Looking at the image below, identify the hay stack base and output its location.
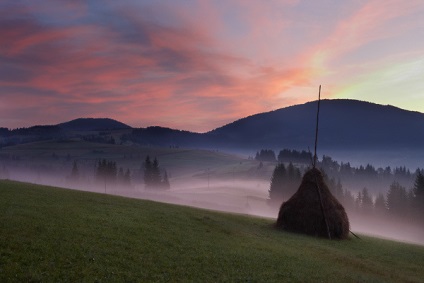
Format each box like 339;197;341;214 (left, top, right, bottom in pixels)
276;168;350;239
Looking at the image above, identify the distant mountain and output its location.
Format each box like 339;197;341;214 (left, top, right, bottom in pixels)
207;99;424;151
2;100;424;157
58;118;131;131
128;126;207;147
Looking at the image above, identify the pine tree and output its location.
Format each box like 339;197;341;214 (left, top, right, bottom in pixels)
70;160;79;181
374;193;387;215
387;181;408;217
268;163;286;206
144;156;153;188
124;169;131;186
412;170;424;217
355;191;362;212
117;167;125;185
342;189;355;211
286;162;300;196
151;158;162;187
106;161;117;184
144;156;166;189
361;187;373;214
334;178;343;201
96;159;117;185
287;162;295;181
162;170;170;190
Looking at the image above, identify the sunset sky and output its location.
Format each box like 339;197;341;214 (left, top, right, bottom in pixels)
1;0;423;132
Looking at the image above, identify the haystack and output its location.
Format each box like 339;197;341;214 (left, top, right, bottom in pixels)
276;167;349;239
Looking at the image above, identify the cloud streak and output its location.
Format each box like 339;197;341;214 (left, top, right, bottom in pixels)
1;0;423;131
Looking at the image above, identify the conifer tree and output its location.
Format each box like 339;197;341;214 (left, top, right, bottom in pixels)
124;169;131;186
71;160;79;181
144;156;153;188
334;178;343;201
162;170;170;190
268;163;286;206
355;191;362;212
361;187;373;213
374;193;387;215
96;159;117;185
387;181;408;217
412;170;424;216
144;156;168;190
151;158;162;186
118;167;125;185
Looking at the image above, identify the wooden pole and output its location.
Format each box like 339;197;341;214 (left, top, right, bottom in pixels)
350;230;361;240
313;85;321;168
312;85;331;239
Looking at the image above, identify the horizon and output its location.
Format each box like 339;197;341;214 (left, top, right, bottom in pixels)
1;1;423;132
4;98;424;132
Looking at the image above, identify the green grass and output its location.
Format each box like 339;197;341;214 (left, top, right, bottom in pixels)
1;180;423;282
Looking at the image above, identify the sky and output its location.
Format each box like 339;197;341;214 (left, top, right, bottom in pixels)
1;0;423;132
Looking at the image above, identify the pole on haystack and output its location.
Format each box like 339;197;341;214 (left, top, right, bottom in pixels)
312;85;331;239
313;85;321;168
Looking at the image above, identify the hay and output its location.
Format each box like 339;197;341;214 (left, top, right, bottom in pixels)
276;168;350;239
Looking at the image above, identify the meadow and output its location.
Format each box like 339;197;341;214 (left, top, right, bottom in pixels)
1;180;424;282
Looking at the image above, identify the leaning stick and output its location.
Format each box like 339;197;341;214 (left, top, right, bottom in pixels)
312;85;331;239
313;85;321;168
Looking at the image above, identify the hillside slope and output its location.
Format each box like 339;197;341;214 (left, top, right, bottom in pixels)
1;180;423;282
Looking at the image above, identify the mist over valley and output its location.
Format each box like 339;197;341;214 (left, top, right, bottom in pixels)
1;99;424;245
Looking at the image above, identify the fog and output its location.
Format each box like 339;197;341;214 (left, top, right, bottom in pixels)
4;169;424;246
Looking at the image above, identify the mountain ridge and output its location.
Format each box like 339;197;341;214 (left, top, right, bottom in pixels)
207;99;424;150
1;99;424;153
58;118;131;131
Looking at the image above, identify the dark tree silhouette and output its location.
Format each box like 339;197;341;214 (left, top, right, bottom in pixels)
151;158;161;186
124;169;131;186
162;170;170;190
268;161;302;206
374;193;387;215
96;159;117;185
277;149;311;164
118;167;131;187
412;170;424;217
144;156;168;190
144;156;153;188
387;181;408;217
361;187;373;214
255;149;276;162
70;160;79;181
268;163;287;206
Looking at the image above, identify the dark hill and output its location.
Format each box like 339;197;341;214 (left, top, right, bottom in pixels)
58;118;131;131
129;126;207;147
2;100;424;157
208;99;424;150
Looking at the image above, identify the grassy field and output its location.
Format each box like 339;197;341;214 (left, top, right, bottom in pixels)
1;180;424;282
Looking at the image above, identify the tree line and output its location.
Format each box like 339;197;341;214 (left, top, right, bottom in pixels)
268;161;424;223
68;156;170;190
258;148;418;192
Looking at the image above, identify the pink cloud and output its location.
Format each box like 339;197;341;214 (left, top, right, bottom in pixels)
0;1;319;131
2;1;422;131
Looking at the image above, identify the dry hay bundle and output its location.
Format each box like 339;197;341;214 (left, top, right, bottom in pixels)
276;168;350;239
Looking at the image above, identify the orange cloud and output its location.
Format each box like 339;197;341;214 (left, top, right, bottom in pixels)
1;0;423;131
